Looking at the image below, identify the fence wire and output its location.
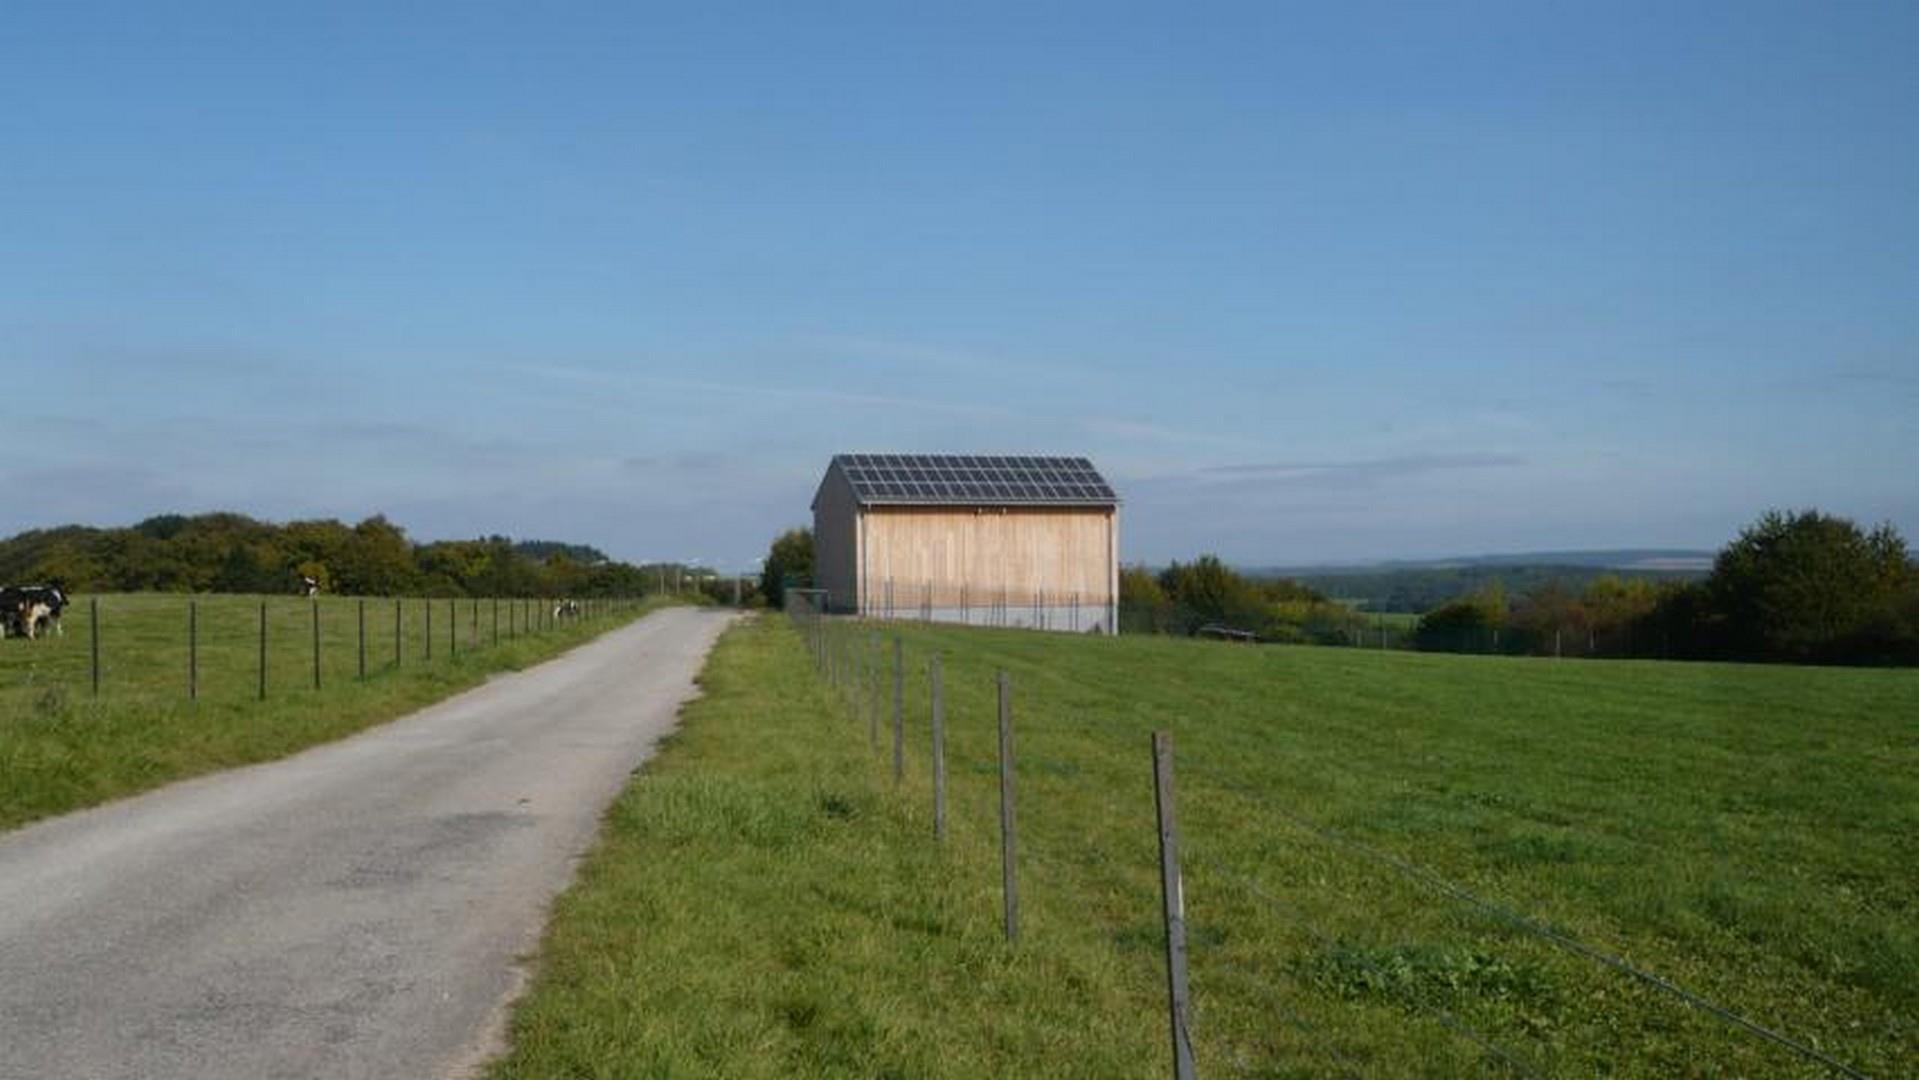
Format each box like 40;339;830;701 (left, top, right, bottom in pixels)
1183;769;1874;1080
776;610;1878;1080
1187;847;1547;1079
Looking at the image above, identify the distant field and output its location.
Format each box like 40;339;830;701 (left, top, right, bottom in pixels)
0;593;663;832
1336;606;1422;629
495;616;1915;1078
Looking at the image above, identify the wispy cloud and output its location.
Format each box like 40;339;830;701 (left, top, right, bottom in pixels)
1195;452;1526;480
503;363;1263;451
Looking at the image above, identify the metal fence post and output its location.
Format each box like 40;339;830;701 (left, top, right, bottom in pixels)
851;630;863;720
90;597;101;697
997;671;1019;942
1153;732;1197;1080
311;600;321;690
892;635;904;783
930;654;945;841
257;601;267;701
868;632;880;752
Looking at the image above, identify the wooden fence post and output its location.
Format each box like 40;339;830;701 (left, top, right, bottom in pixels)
997;671;1019;942
394;598;402;668
188;600;197;701
930;654;945;841
1153;732;1196;1080
358;599;366;680
426;600;433;661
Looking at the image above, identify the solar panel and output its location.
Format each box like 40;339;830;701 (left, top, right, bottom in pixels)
832;453;1118;507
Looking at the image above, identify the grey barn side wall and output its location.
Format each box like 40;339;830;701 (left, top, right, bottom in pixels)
811;468;860;613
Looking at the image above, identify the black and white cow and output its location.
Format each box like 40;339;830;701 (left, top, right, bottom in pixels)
300;576;320;598
1;583;66;640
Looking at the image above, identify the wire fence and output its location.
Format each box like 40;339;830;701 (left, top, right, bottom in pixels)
0;592;650;707
780;592;1880;1079
818;578;1117;634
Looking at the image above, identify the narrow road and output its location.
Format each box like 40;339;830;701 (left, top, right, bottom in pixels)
0;606;735;1080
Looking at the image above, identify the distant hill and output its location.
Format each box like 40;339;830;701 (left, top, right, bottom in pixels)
1249;549;1714;577
1241;549;1712;614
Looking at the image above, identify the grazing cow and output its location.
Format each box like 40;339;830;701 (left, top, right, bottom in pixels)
553;599;581;620
300;576;320;598
1;584;65;640
20;601;52;639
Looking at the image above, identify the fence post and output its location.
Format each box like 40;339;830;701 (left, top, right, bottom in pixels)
850;625;862;717
188;600;197;701
892;635;905;783
1152;732;1197;1080
312;600;321;690
868;632;880;752
492;597;499;645
997;671;1019;942
257;601;267;701
426;600;433;661
90;597;101;697
449;599;456;659
930;654;945;841
394;598;402;668
358;600;366;680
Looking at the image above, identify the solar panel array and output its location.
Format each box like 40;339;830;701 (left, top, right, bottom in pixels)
835;453;1118;506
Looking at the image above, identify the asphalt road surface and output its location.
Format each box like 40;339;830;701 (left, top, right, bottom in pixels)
0;606;736;1080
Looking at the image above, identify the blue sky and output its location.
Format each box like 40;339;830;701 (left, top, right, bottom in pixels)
3;1;1915;569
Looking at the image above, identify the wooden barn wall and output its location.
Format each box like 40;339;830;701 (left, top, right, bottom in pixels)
811;473;860;612
860;507;1115;608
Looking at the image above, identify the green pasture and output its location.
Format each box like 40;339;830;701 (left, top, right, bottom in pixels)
0;592;663;832
495;615;1915;1078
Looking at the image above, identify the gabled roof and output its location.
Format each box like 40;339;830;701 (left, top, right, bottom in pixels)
823;453;1119;509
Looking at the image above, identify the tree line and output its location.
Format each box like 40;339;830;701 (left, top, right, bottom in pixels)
1125;510;1916;665
1413;510;1918;665
0;512;673;598
1119;556;1366;642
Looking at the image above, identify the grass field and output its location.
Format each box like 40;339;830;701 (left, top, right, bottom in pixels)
0;592;665;832
493;614;1915;1078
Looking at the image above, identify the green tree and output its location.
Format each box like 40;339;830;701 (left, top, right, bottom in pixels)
1118;564;1172;633
759;528;814;610
1158;555;1267;634
1707;509;1916;662
335;516;419;595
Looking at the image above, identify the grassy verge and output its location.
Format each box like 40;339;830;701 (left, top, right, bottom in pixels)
493;616;1916;1078
0;593;675;832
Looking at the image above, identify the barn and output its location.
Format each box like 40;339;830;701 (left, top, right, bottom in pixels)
811;453;1121;633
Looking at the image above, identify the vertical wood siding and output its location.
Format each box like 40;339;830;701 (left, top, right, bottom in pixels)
859;507;1116;608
